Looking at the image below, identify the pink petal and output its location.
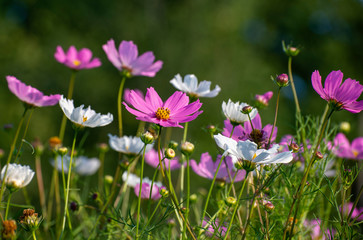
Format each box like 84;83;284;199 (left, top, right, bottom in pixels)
103;39;122;70
128;90;155;113
343;100;363;113
54;46;66;63
66;46;78;62
164;91;189;112
311;70;328;100
145;87;163;111
140;60;163;77
78;48;92;64
119;40;138;67
324;70;343;99
335;79;363;104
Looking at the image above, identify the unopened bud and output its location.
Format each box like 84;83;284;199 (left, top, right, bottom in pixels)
91;192;99;200
49;136;62;150
180;207;189;214
141;131;154;144
225;196;237;207
165;148;175;159
314;151;323;161
263;200;275;213
168;141;178;150
181;142;194;156
206;125;217;134
217;182;225;189
339;122;351;133
160;188;169;198
242;105;253;114
58;147;68;156
275;73;289;87
32;138;44;156
70;201;78;212
167;219;176;227
289;143;299;153
97;143;109;152
282;42;300;57
190;194;197;203
104;175;113;185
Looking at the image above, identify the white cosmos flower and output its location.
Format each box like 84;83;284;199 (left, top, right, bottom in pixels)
170;74;221;98
52;155;101;176
1;164;35;191
108;134;153;156
222;99;257;124
59;96;113;128
122;172;163;188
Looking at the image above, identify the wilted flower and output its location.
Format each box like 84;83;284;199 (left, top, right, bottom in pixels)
255;91;273;108
52;155;101;176
103;39;163;77
54;46;101;70
2;220;17;239
6;76;61;108
1;164;35;192
108;134;153;157
59;96;113;128
19;209;42;231
123;87;203;128
190;153;245;183
312;70;363;113
145;148;183;170
170;74;221;99
222;100;257;125
331;133;363;160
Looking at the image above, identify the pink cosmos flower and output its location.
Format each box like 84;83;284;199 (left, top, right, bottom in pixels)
123;88;144;105
54;46;101;70
134;182;164;200
332;133;363;160
223;113;277;148
255;91;273;108
6;76;61;107
191;153;245;183
312;70;363;113
202;218;227;238
145;148;184;170
340;202;363;221
305;219;335;240
123;87;203;128
103;39;163;77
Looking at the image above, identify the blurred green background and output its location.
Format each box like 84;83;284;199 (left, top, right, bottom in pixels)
1;0;363;205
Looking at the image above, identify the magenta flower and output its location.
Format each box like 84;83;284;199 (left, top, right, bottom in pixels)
191;153;245;183
305;219;335;240
103;39;163;77
123;88;144;105
6;76;61;107
255;91;273;108
332;133;363;160
134;182;164;200
54;46;101;70
123;87;203;128
312;70;363;113
223;113;277;148
145;148;183;170
202;218;227;238
340;202;363;221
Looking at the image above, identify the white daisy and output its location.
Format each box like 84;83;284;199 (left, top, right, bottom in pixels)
52;155;101;176
108;134;153;156
222;99;257;124
1;164;35;191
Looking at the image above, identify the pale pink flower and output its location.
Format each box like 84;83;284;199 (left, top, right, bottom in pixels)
255;91;273;108
332;133;363;160
145;148;183;170
54;46;101;70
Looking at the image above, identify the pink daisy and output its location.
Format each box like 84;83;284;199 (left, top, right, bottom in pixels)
332;133;363;160
123;87;203;128
54;46;101;70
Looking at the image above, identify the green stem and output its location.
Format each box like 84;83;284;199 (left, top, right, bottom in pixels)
136;145;147;239
283;107;334;239
288;57;300;113
182;155;191;240
98;151;106;194
144;199;162;230
4;193;12;220
35;155;47;220
117;75;127;137
0;107;28;203
32;231;37;240
59;71;76;141
14;108;34;163
198;154;226;238
267;87;280;147
60;155;72;231
224;171;250;240
60;130;78;239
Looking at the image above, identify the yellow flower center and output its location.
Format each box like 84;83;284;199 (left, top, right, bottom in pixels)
155;107;170;120
82;116;88;123
73;60;81;66
353;150;359;158
252;153;257;160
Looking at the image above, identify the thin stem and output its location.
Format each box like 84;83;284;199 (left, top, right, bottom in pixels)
287;57;300;113
59;71;76;141
267;87;280;147
35;155;47;220
348;183;363;223
144;199;162;230
117;75;127;137
14;108;34;163
224;171;250;240
60;155;72;231
182;155;191;240
98;150;106;194
4;193;12;220
0;107;28;203
136;145;147;240
32;231;37;240
60;130;78;239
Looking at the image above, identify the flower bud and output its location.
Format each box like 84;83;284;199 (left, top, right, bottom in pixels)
167;219;176;227
289;143;299;153
263;200;275;213
282;42;300;57
241;105;253;114
165;148;176;159
0;149;4;159
314;151;324;161
217;182;225;189
91;192;99;200
181;142;194;156
97;143;109;153
343;169;353;189
275;73;289;87
190;194;197;204
339;122;351;133
206;125;217;135
180;207;189;214
225;196;237;207
19;209;42;231
49;136;62;150
104;175;114;185
140;131;154;144
168;141;178;150
58;147;68;156
70;202;78;212
160;188;169;198
32;138;44;156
